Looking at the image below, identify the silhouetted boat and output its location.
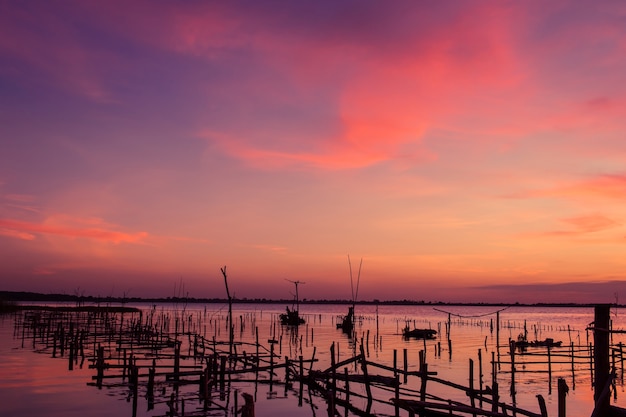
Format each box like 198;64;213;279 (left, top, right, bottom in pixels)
280;279;305;326
336;306;354;334
403;326;437;339
336;255;362;336
513;333;562;350
280;307;305;326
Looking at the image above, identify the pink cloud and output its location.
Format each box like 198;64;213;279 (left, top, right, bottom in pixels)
0;217;148;244
514;174;626;201
251;244;288;253
0;228;35;240
541;214;621;237
193;2;533;170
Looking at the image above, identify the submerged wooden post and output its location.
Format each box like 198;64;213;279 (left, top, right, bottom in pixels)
359;344;372;410
594;304;610;415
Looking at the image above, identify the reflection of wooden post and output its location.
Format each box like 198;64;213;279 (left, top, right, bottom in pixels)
68;340;74;371
394;374;400;417
344;367;350;406
359;344;372;412
491;382;499;413
241;392;255;417
96;345;104;388
594;304;610;414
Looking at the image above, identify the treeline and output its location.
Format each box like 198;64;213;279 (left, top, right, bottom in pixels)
0;290;604;308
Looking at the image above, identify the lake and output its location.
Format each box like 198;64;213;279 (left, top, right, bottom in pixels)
1;302;624;417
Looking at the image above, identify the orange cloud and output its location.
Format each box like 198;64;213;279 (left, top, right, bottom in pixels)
514;174;626;201
0;217;148;244
541;214;621;237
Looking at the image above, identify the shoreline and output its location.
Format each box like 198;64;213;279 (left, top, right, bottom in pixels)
0;290;614;308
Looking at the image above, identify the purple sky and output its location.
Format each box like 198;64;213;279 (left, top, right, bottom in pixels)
2;1;626;303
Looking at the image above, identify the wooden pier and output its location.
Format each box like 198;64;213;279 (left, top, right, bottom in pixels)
8;303;626;417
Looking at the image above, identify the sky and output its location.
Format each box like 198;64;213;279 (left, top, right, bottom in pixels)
2;1;626;304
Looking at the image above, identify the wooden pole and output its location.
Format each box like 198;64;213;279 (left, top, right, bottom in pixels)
594;304;610;415
299;355;304;406
469;358;476;416
344;367;350;409
558;377;569;417
548;345;552;394
395;374;400;417
509;340;516;398
403;348;408;383
478;349;483;407
221;266;234;355
537;395;548;417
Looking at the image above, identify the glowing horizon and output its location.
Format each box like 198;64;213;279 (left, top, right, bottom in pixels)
2;1;626;304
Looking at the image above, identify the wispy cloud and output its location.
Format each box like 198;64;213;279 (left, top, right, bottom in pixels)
541;213;621;237
0;216;148;244
511;174;626;201
251;244;288;253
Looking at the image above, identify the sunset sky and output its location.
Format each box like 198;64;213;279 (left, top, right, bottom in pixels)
2;1;626;304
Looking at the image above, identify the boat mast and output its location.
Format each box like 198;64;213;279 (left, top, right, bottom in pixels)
348;255;363;311
286;279;305;314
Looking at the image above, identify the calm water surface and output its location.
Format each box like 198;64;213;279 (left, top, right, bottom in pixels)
1;303;625;417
